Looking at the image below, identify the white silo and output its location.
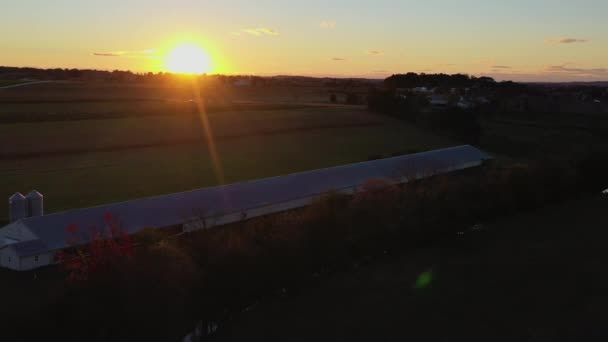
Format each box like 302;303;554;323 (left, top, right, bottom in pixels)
26;190;44;217
9;192;27;222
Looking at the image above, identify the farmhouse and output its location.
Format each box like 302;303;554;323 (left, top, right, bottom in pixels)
0;145;490;271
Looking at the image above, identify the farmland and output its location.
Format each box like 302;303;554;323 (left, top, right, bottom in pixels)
0;80;31;88
481;113;608;160
0;81;455;222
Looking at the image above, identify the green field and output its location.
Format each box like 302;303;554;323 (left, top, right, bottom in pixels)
0;79;346;103
481;113;608;159
0;105;388;155
0;82;456;222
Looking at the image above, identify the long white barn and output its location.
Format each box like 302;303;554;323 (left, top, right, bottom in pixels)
0;145;490;271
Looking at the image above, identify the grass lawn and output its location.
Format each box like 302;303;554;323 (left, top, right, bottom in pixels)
212;195;608;342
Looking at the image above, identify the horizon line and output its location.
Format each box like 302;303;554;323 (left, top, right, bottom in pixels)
2;65;608;83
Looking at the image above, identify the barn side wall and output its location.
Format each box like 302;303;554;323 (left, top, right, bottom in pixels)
0;247;20;271
19;252;54;271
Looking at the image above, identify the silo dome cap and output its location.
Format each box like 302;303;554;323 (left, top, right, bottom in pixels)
26;190;43;198
9;192;26;201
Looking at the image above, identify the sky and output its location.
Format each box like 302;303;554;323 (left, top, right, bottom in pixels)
1;0;607;81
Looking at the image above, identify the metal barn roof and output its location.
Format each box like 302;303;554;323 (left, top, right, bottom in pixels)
0;145;490;252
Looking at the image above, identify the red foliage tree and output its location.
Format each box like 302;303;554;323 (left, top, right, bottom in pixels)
55;213;134;281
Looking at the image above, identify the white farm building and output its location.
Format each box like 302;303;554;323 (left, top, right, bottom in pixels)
0;145;490;271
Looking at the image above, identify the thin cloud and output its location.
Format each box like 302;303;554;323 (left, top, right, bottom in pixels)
492;65;512;69
489;64;607;79
92;50;158;58
320;21;336;28
93;53;121;57
487;67;608;82
545;38;589;44
366;50;384;55
545;65;606;73
242;28;279;36
543;64;608;78
332;57;346;61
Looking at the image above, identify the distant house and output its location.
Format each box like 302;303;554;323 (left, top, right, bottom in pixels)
457;97;474;109
429;95;449;108
0;146;491;271
413;87;432;94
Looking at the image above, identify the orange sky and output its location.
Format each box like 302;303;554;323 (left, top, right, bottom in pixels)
1;0;607;81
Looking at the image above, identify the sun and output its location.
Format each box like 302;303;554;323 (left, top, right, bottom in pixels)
165;43;211;74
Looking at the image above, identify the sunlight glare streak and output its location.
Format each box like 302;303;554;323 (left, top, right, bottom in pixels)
189;79;225;186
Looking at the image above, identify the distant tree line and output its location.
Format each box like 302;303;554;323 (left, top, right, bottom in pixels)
0;66;256;85
0;66;177;83
384;72;495;89
384;72;531;94
0;66;377;90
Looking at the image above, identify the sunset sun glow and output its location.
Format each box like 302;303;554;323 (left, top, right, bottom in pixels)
165;44;211;74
